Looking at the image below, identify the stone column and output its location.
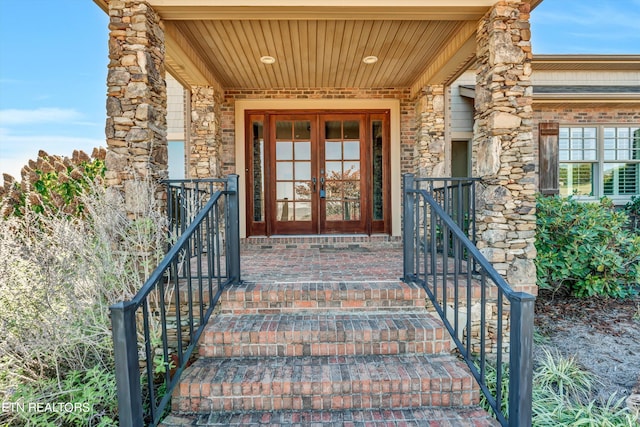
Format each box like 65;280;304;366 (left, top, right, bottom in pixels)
104;0;167;216
415;85;446;177
189;86;223;178
473;0;537;294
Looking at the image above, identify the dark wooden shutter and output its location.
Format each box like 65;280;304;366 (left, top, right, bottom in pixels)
539;122;560;196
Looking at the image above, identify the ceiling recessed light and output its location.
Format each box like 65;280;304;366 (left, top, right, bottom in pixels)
260;56;276;64
363;55;378;64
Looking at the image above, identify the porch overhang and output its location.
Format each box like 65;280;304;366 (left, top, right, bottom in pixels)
94;0;541;93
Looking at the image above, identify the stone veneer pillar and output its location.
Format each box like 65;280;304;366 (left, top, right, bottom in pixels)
473;0;537;294
189;86;223;178
415;85;446;177
104;0;167;216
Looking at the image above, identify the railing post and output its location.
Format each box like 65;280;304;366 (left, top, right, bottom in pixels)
226;174;241;284
508;292;535;427
403;173;415;281
110;301;143;427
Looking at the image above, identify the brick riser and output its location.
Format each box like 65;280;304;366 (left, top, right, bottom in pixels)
173;354;479;413
200;312;450;358
220;281;425;314
168;280;498;426
242;235;402;251
164;407;498;426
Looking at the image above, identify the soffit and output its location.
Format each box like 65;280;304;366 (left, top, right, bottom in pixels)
147;1;506;90
169;19;473;89
94;1;543;90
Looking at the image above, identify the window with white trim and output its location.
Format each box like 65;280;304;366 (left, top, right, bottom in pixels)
559;126;640;200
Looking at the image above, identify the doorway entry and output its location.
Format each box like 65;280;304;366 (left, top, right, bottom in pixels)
245;110;390;236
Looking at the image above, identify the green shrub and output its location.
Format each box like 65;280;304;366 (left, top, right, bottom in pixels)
535;195;640;298
0;172;167;426
5;366;117;426
0;149;105;218
626;195;640;217
480;349;639;426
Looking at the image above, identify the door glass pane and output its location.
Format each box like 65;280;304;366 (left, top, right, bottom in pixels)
295;202;312;220
294;182;312;200
343;141;360;159
295;141;311;160
277;201;294;221
325;142;342;160
326;161;342;177
343;181;360;200
294;121;311;139
276;141;293;160
343;161;360;177
276;162;293;180
277;182;293;200
295;162;311;180
343;121;359;139
372;120;384;220
326;181;343;199
344;200;361;220
326;201;343;221
252;120;265;222
276;121;292;140
325;121;342;139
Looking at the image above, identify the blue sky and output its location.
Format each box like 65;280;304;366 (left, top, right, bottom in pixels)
1;0;639;182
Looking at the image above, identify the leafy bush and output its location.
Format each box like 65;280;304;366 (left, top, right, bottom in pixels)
626;196;640;233
531;348;638;427
0;149;106;218
480;349;639;426
0;168;167;425
626;195;640;217
535;195;640;298
6;367;117;427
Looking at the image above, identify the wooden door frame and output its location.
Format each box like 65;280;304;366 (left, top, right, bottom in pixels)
244;108;391;237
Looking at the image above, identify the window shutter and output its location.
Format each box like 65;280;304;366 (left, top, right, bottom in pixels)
539;122;560;196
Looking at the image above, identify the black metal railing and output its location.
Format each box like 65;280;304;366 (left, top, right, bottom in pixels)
110;174;241;427
402;173;535;427
415;177;479;244
165;178;229;241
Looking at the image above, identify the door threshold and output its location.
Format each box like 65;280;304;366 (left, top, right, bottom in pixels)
242;235;401;250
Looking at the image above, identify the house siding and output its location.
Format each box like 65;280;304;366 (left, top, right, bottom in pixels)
166;74;185;139
532;70;640;86
450;70;475;136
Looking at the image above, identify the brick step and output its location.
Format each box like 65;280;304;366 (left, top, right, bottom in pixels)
199;312;450;358
220;281;426;314
242;235;402;251
161;407;499;426
172;354;480;413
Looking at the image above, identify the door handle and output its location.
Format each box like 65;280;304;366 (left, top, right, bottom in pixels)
319;177;326;198
312;177;317;192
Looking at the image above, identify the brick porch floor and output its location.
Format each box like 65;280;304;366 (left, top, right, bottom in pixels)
161;238;498;426
240;246;403;283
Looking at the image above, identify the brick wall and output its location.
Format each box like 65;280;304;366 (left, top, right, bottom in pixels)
534;107;640;139
219;88;414;176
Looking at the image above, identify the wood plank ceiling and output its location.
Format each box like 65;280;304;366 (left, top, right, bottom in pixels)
92;1;533;90
171;19;469;89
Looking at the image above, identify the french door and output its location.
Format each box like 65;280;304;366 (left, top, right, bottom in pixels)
246;110;389;236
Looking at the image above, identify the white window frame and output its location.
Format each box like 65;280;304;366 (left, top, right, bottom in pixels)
559;124;640;203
